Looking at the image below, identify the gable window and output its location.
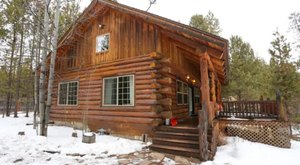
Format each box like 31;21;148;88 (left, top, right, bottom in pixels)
96;33;110;53
58;81;78;105
103;75;134;106
177;80;188;105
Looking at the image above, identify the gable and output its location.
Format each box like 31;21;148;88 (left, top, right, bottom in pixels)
55;0;229;84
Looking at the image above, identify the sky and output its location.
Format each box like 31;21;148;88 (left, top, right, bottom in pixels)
80;0;300;62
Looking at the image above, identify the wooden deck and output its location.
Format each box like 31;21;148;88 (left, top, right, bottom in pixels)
219;100;279;119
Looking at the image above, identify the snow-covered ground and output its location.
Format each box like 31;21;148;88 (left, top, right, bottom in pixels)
202;137;300;165
0;113;146;164
1;113;300;165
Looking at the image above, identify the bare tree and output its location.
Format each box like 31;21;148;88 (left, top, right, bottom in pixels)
44;0;61;136
146;0;156;12
39;0;50;136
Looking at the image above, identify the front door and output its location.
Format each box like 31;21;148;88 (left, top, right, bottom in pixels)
188;86;195;115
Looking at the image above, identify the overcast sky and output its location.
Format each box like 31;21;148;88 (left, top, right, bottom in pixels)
80;0;300;62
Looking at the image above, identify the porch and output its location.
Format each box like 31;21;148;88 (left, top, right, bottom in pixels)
150;97;290;159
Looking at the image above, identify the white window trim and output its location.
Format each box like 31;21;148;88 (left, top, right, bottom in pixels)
57;81;79;106
96;33;110;53
176;80;188;105
102;75;135;107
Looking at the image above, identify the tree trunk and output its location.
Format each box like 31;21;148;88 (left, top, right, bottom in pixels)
15;18;25;118
39;0;50;136
34;9;42;129
6;27;17;117
44;0;61;136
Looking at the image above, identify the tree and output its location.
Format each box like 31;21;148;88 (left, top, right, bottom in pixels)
223;35;271;100
58;0;81;38
269;31;300;112
289;12;300;44
39;0;50;136
189;11;221;35
44;0;61;136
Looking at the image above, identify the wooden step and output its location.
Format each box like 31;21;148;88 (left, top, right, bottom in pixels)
154;131;198;141
153;137;199;149
156;126;198;134
150;144;200;158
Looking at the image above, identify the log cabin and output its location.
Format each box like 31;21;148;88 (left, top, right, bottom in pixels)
49;0;229;160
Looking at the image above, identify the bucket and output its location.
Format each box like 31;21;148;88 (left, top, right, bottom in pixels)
165;118;170;125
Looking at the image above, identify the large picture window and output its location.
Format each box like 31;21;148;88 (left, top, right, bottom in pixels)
177;80;188;105
58;81;78;105
96;33;110;53
103;75;134;106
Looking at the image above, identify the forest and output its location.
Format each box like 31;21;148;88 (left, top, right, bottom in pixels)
0;0;299;124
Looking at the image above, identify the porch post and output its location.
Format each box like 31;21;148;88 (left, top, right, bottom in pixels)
217;80;222;102
210;72;216;102
198;50;210;161
200;56;212;125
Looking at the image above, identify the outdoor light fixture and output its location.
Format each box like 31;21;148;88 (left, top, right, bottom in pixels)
98;24;105;29
192;79;196;83
186;75;190;80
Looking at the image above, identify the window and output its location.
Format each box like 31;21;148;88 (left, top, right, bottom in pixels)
58;81;78;105
103;75;134;106
96;33;110;53
177;80;188;105
194;87;201;104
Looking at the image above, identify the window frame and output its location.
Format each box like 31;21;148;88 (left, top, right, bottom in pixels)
57;81;79;106
176;80;188;105
102;75;135;107
96;33;110;53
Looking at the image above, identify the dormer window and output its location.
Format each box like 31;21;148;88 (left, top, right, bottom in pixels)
96;33;110;53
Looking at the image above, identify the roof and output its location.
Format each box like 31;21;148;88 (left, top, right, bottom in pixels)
57;0;229;84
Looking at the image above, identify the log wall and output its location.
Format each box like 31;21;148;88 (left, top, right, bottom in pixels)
51;55;162;136
51;7;207;136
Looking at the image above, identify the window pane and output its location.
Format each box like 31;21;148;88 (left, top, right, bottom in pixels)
118;76;133;105
177;93;183;105
59;83;68;105
68;82;78;105
104;78;117;105
96;34;110;53
184;94;188;104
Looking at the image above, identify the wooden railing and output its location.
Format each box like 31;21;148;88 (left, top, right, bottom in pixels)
219;101;279;119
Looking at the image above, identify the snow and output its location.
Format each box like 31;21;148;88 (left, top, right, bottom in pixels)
1;113;300;165
203;136;300;165
0;113;146;164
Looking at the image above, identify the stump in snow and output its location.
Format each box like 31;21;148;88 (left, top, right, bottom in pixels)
82;132;96;143
72;132;78;138
18;131;25;136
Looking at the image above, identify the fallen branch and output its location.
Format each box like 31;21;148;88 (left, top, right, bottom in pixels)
43;150;61;154
66;153;85;157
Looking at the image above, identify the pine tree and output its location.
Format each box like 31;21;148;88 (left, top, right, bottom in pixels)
223;35;272;100
189;11;221;35
269;31;300;111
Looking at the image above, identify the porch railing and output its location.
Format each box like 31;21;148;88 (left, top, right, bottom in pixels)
219;101;278;119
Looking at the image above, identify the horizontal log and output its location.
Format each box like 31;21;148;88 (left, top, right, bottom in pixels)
149;52;162;60
151;105;164;113
50;114;156;124
157;87;174;95
149;62;162;69
151;82;161;89
150;72;162;79
158;98;172;106
156;77;172;86
150;93;163;100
